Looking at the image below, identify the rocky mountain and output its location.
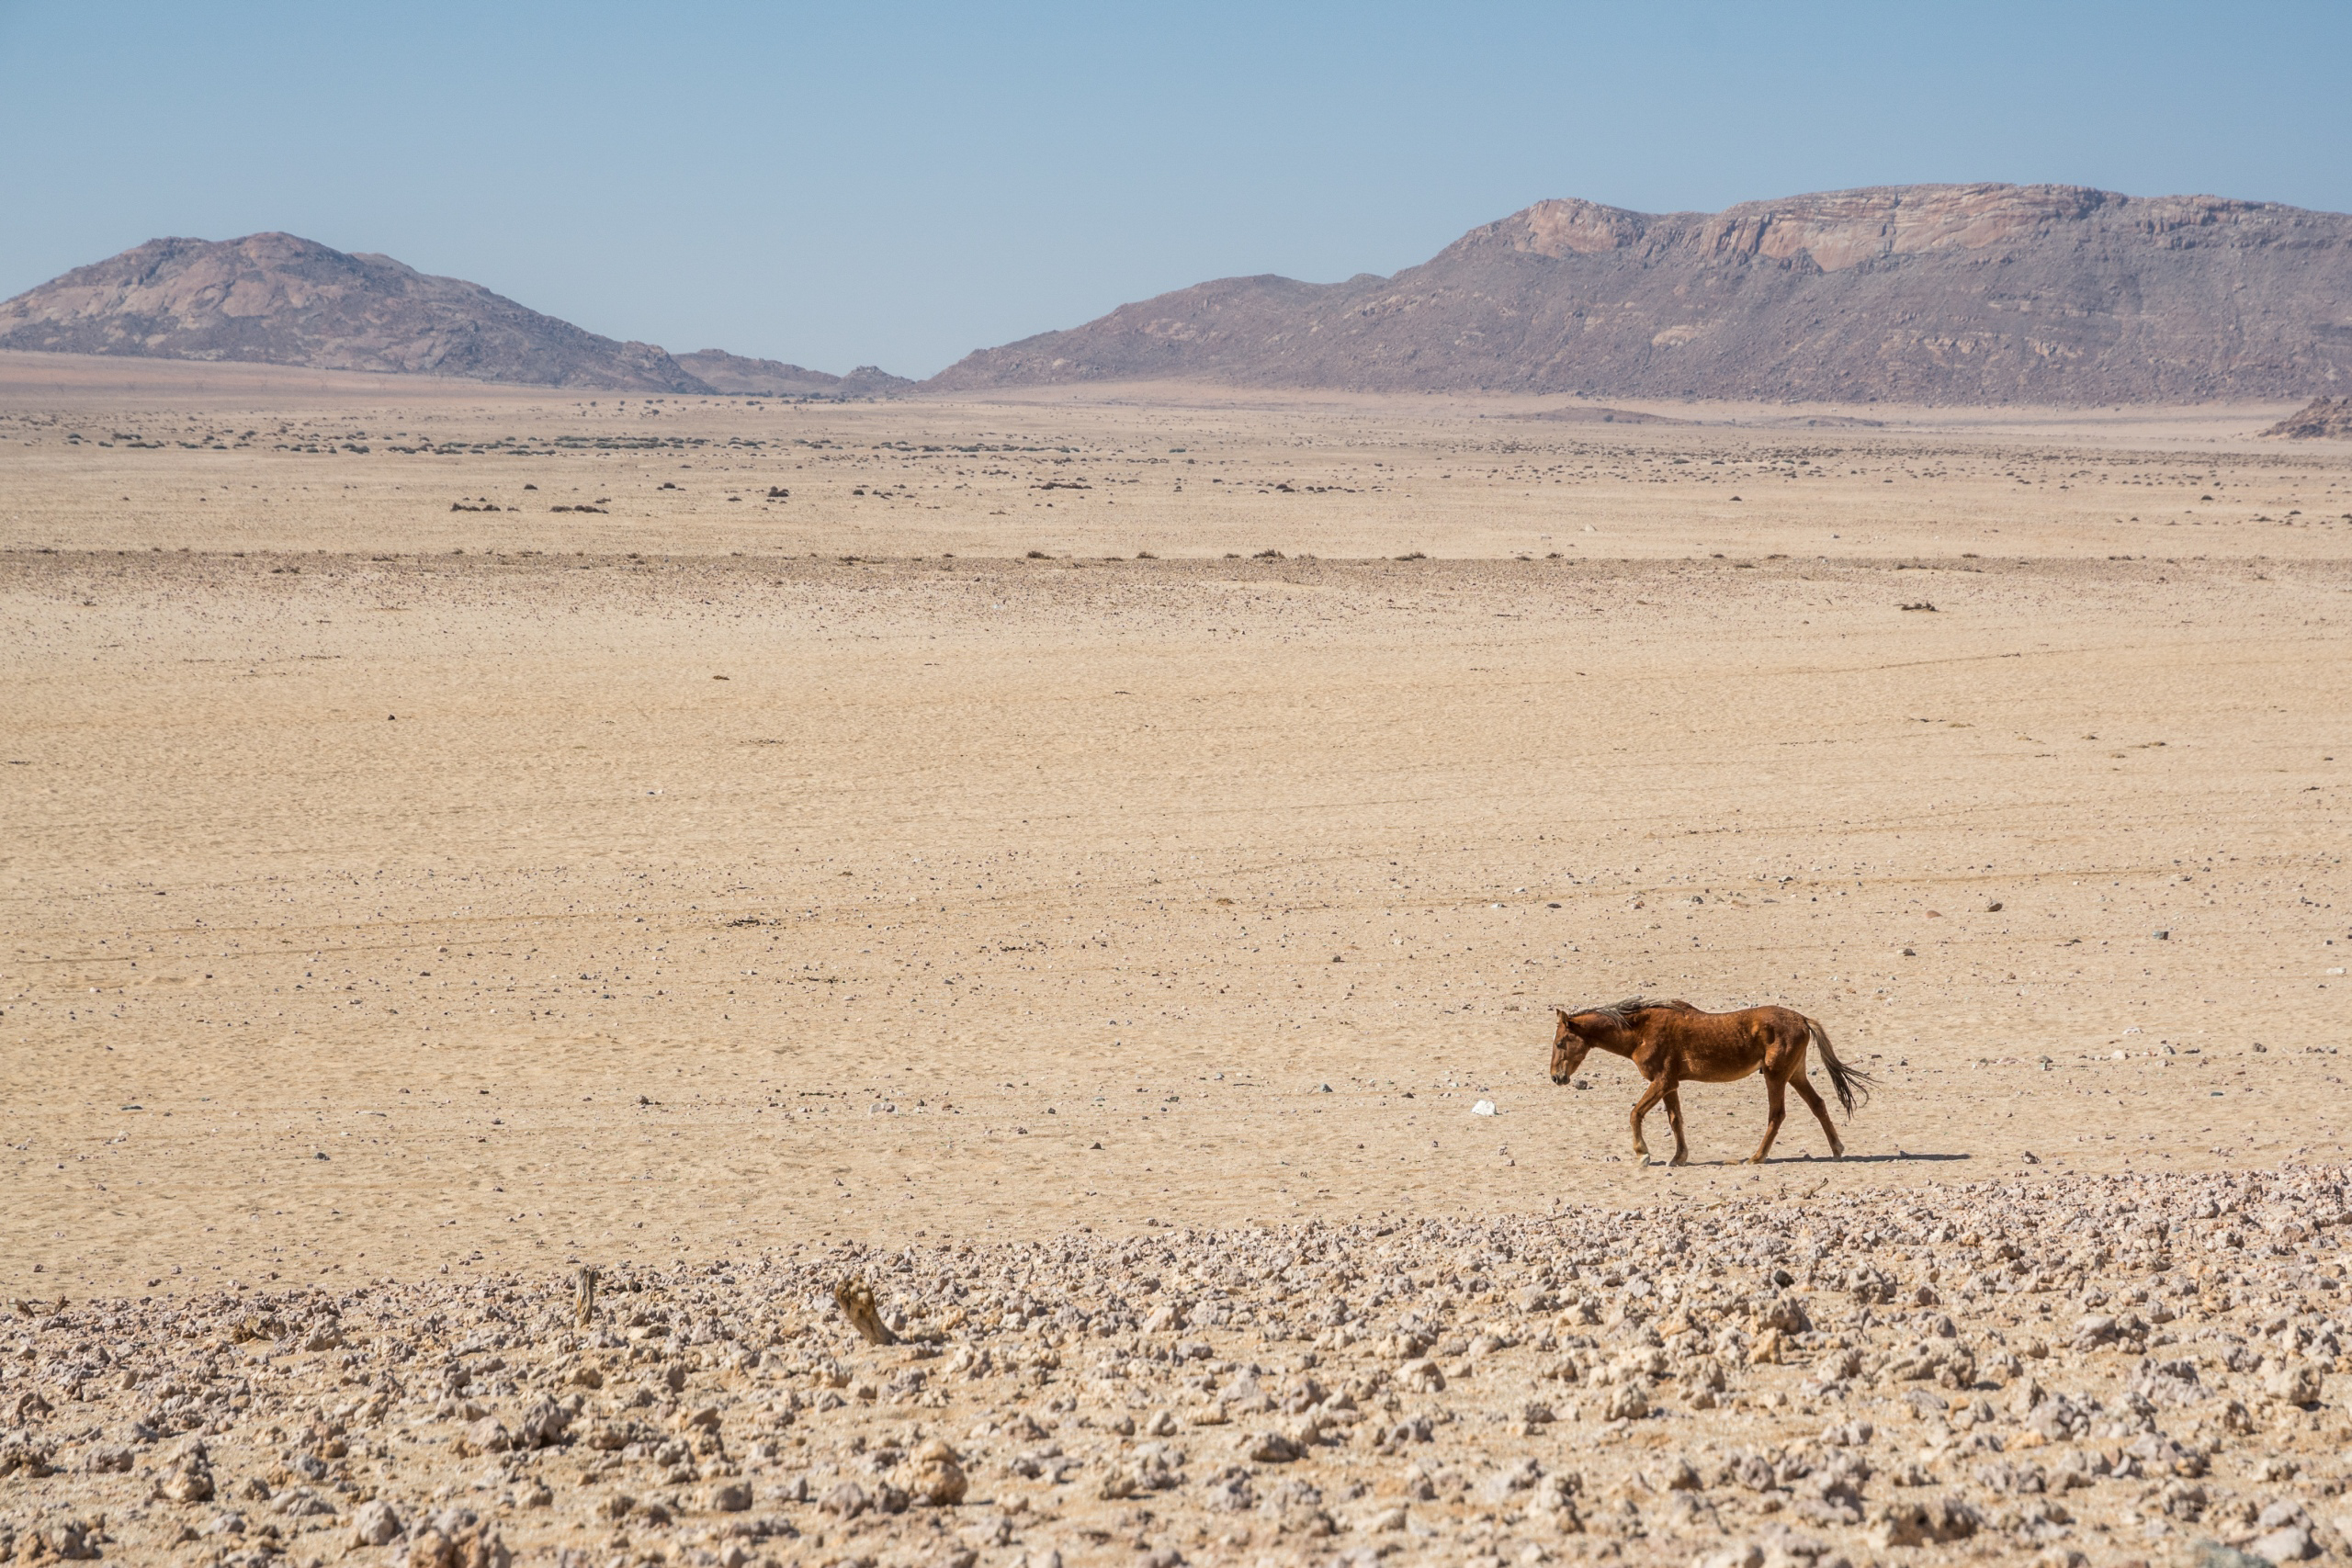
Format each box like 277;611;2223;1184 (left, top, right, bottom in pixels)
0;234;901;395
929;184;2352;404
673;350;914;399
2262;396;2352;438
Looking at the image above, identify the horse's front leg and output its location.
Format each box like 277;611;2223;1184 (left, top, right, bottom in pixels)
1629;1077;1668;1159
1664;1085;1690;1166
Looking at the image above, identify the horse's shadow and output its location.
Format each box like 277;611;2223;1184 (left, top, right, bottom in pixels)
1826;1151;1969;1164
1645;1151;1970;1168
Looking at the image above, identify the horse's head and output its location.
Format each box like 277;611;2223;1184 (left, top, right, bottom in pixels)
1550;1008;1595;1085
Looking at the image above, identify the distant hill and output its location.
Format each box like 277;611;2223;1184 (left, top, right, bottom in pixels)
0;233;714;392
928;184;2352;404
0;233;908;396
673;350;915;399
2261;396;2352;438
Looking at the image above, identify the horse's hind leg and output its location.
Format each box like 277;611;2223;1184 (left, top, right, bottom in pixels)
1792;1072;1844;1157
1664;1086;1690;1166
1749;1074;1788;1164
1630;1078;1668;1159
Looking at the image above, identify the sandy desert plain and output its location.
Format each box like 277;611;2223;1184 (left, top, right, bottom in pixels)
2;350;2350;1568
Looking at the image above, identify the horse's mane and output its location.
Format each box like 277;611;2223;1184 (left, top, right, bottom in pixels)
1560;995;1680;1027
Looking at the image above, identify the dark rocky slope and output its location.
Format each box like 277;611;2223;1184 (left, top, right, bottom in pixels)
673;350;913;399
931;185;2352;404
6;234;707;393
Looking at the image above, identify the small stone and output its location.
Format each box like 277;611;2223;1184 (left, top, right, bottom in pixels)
2247;1527;2316;1563
158;1460;215;1503
1241;1429;1302;1462
2072;1313;2120;1351
2264;1362;2323;1406
1396;1358;1445;1393
514;1396;572;1448
274;1484;338;1518
1693;1548;1764;1568
39;1519;101;1562
911;1437;969;1506
455;1415;512;1456
1871;1495;1981;1548
352;1498;402;1546
2198;1545;2278;1568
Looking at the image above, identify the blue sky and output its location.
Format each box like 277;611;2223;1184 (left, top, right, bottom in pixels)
2;1;2346;378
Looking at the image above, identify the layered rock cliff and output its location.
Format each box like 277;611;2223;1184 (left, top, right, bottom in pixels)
931;184;2352;403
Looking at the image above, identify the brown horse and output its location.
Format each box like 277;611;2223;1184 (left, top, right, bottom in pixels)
1549;998;1873;1165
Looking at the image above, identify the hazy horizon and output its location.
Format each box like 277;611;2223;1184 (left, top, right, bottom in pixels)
4;0;2347;379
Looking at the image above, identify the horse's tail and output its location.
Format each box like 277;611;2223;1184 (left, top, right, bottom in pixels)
1808;1016;1875;1118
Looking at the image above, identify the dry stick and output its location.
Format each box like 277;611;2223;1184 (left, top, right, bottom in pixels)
574;1267;599;1330
833;1277;898;1346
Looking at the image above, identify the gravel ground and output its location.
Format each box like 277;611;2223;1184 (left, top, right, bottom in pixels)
5;1167;2347;1568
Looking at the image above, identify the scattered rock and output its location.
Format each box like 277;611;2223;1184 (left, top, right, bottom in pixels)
2265;1362;2324;1406
2260;397;2352;440
1240;1429;1301;1463
910;1438;969;1505
454;1415;512;1456
1871;1495;1982;1548
1396;1358;1445;1393
157;1453;214;1503
9;1165;2351;1565
353;1497;403;1546
514;1396;572;1449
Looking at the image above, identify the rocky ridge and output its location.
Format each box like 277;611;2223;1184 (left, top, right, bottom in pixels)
0;236;912;398
673;352;915;400
0;235;712;394
3;1168;2347;1566
2263;399;2352;440
929;184;2352;404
